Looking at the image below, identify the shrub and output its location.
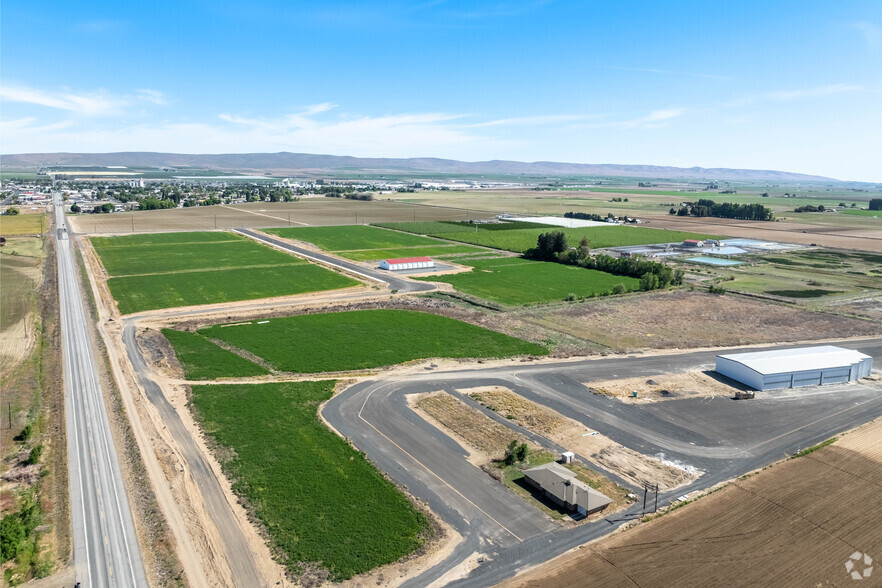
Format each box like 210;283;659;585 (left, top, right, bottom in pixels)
15;424;32;442
26;444;43;465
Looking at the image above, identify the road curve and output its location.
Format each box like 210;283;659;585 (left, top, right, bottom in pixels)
56;199;147;588
234;228;436;293
324;337;882;587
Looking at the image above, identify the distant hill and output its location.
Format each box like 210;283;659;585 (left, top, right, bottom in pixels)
0;151;839;182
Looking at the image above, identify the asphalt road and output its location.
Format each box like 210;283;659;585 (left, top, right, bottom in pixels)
55;199;147;588
234;228;436;293
121;322;262;585
323;338;882;587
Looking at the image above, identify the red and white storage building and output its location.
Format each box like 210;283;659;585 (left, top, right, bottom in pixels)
379;257;435;271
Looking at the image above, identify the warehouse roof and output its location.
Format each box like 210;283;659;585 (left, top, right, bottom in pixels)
717;345;871;375
384;257;432;264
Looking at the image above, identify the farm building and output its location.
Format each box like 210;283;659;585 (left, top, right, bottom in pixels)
715;345;873;391
523;462;612;516
379;256;435;271
683;239;705;247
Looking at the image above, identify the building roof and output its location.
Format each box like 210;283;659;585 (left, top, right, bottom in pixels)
683;239;703;243
384;256;433;264
717;345;871;375
523;462;612;512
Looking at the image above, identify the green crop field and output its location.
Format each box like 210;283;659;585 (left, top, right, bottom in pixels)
91;230;361;313
375;221;717;253
840;209;882;218
200;309;546;373
336;244;485;261
266;225;445;250
161;329;269;379
417;257;641;305
107;264;357;314
190;380;429;580
93;238;304;276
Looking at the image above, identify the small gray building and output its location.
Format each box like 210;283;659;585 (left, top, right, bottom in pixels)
715;345;873;391
522;462;612;516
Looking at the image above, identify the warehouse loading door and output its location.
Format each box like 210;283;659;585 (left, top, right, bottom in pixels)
821;368;851;384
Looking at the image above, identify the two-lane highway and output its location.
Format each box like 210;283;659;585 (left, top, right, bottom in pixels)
55;199;147;588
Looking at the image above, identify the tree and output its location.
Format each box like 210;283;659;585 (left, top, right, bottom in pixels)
5;207;19;215
669;207;677;215
70;202;81;213
534;230;568;260
504;439;519;465
515;442;528;462
870;198;882;211
612;283;626;295
0;515;25;562
640;272;660;291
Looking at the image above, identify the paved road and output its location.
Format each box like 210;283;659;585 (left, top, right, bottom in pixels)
323;337;882;587
55;199;147;588
235;228;436;293
121;322;263;585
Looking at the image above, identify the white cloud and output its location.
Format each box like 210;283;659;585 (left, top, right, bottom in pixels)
470;114;600;128
0;84;170;116
621;108;687;129
765;84;861;101
853;21;881;48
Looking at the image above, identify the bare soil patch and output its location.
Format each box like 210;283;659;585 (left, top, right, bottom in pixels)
528;289;882;351
586;371;738;403
504;418;882;588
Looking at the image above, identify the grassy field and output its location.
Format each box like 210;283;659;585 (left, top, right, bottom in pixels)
160;329;269;379
417;257;641;305
200;309;547;373
92;230;360;313
376;221;717;253
108;265;357;314
190;380;429;580
266;224;487;260
336;244;486;261
93;235;304;276
840;209;882;218
0;214;45;235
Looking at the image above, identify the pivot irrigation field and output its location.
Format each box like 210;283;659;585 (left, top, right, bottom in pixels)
265;224;487;261
90;231;359;314
418;257;641;305
190;380;430;581
374;221;717;253
180;309;547;374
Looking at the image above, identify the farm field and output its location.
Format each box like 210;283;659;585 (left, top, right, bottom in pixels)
522;289;882;351
199;309;547;373
66;198;490;234
91;231;359;314
504;419;882;588
92;232;304;276
376;220;717;253
265;224;487;260
417;257;641;305
0;213;45;235
160;329;269;380
840;208;882;218
190;380;430;581
0;237;46;372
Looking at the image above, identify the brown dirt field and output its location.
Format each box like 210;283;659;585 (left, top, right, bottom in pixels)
413;392;527;464
66;199;491;234
526;289;882;351
503;419;882;588
465;386;564;435
586;371;738;403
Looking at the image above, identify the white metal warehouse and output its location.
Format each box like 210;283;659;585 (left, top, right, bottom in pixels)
715;345;873;391
379;256;435;271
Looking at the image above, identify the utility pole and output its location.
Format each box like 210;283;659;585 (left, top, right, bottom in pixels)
654;484;659;513
131;214;134;232
288;212;291;226
214;215;217;229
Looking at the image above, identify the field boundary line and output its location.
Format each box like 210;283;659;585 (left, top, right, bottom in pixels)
356;383;524;542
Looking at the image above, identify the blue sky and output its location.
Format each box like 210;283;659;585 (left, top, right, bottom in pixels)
2;1;880;181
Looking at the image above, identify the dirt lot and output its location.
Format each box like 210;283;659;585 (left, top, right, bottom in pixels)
586;371;739;403
462;387;697;491
525;289;882;351
504;418;882;588
66;199;491;234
